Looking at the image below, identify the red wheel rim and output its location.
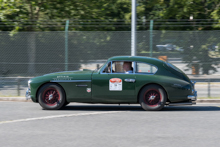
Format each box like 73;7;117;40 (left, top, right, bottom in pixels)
144;89;161;107
42;88;60;106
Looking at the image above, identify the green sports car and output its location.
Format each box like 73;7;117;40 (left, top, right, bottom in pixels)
26;56;197;111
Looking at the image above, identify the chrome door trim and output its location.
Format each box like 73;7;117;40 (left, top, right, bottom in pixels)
50;80;91;83
76;85;88;87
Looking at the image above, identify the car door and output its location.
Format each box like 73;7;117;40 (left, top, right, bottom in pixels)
92;61;136;103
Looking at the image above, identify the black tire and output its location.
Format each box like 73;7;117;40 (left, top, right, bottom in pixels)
64;102;70;107
139;84;167;111
38;83;66;110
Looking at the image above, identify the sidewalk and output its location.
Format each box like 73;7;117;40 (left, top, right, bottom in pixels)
0;97;219;103
0;97;32;102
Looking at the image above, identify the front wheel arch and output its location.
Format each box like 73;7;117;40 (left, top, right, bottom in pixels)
137;83;169;103
36;82;66;103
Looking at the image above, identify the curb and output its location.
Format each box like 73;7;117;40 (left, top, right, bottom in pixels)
0;97;220;103
196;99;220;103
0;97;32;102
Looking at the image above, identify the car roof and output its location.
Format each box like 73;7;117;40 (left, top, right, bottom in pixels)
108;56;165;66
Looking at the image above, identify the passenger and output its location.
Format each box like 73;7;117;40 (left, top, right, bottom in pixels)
123;62;133;74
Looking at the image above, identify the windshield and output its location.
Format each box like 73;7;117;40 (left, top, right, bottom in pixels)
94;63;105;71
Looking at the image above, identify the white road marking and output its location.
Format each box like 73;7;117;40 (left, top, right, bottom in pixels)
0;111;123;124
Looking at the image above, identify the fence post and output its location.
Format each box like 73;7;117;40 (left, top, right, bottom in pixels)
131;0;137;56
17;79;20;96
149;20;153;57
207;79;210;98
65;20;69;71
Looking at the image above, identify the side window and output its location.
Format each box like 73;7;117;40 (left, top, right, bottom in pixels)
112;61;124;73
136;62;157;74
112;61;134;74
102;61;135;74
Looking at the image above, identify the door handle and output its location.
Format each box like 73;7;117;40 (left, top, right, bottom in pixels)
124;79;135;83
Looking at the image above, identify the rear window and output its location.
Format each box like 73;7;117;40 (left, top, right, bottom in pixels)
136;62;157;74
166;62;183;73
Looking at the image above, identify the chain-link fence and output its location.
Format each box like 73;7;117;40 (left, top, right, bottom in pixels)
1;30;220;97
1;30;220;76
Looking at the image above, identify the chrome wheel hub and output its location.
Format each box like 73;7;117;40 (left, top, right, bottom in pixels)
48;94;53;100
149;95;156;100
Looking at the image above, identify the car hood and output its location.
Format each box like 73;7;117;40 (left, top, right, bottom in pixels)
30;70;94;83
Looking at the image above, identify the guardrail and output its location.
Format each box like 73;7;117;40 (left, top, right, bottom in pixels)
0;77;32;97
195;81;220;98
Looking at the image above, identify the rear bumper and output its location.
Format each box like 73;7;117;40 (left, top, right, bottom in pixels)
187;91;197;101
167;91;197;106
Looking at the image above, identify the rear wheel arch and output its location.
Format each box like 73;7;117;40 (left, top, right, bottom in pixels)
36;82;66;103
137;83;169;103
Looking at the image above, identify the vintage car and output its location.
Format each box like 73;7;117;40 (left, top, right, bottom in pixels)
26;56;197;111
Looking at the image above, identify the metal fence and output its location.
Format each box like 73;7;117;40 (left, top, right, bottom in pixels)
0;30;220;97
1;30;220;76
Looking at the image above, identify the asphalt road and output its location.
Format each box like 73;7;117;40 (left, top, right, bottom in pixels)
1;102;220;147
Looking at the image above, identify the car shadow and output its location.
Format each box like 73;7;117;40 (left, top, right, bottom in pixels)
60;104;220;112
61;105;143;111
163;105;220;111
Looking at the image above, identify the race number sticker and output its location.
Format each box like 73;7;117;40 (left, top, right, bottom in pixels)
109;78;122;91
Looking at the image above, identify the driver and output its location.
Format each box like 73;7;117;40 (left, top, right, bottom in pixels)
123;62;133;74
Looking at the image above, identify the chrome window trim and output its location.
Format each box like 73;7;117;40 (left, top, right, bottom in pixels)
133;61;136;74
100;60;136;74
76;85;88;87
111;61;113;73
106;73;135;75
50;80;91;82
133;73;156;75
135;61;158;75
100;60;158;75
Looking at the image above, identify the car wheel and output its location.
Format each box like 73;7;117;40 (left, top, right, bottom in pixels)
139;84;167;111
38;83;66;110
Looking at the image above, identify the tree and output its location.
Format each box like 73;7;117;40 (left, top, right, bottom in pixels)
0;0;75;74
145;0;220;74
0;0;134;75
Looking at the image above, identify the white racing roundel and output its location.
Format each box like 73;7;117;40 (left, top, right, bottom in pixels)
109;78;122;91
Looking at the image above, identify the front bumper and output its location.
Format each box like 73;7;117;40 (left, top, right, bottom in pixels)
188;91;197;101
25;88;31;100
